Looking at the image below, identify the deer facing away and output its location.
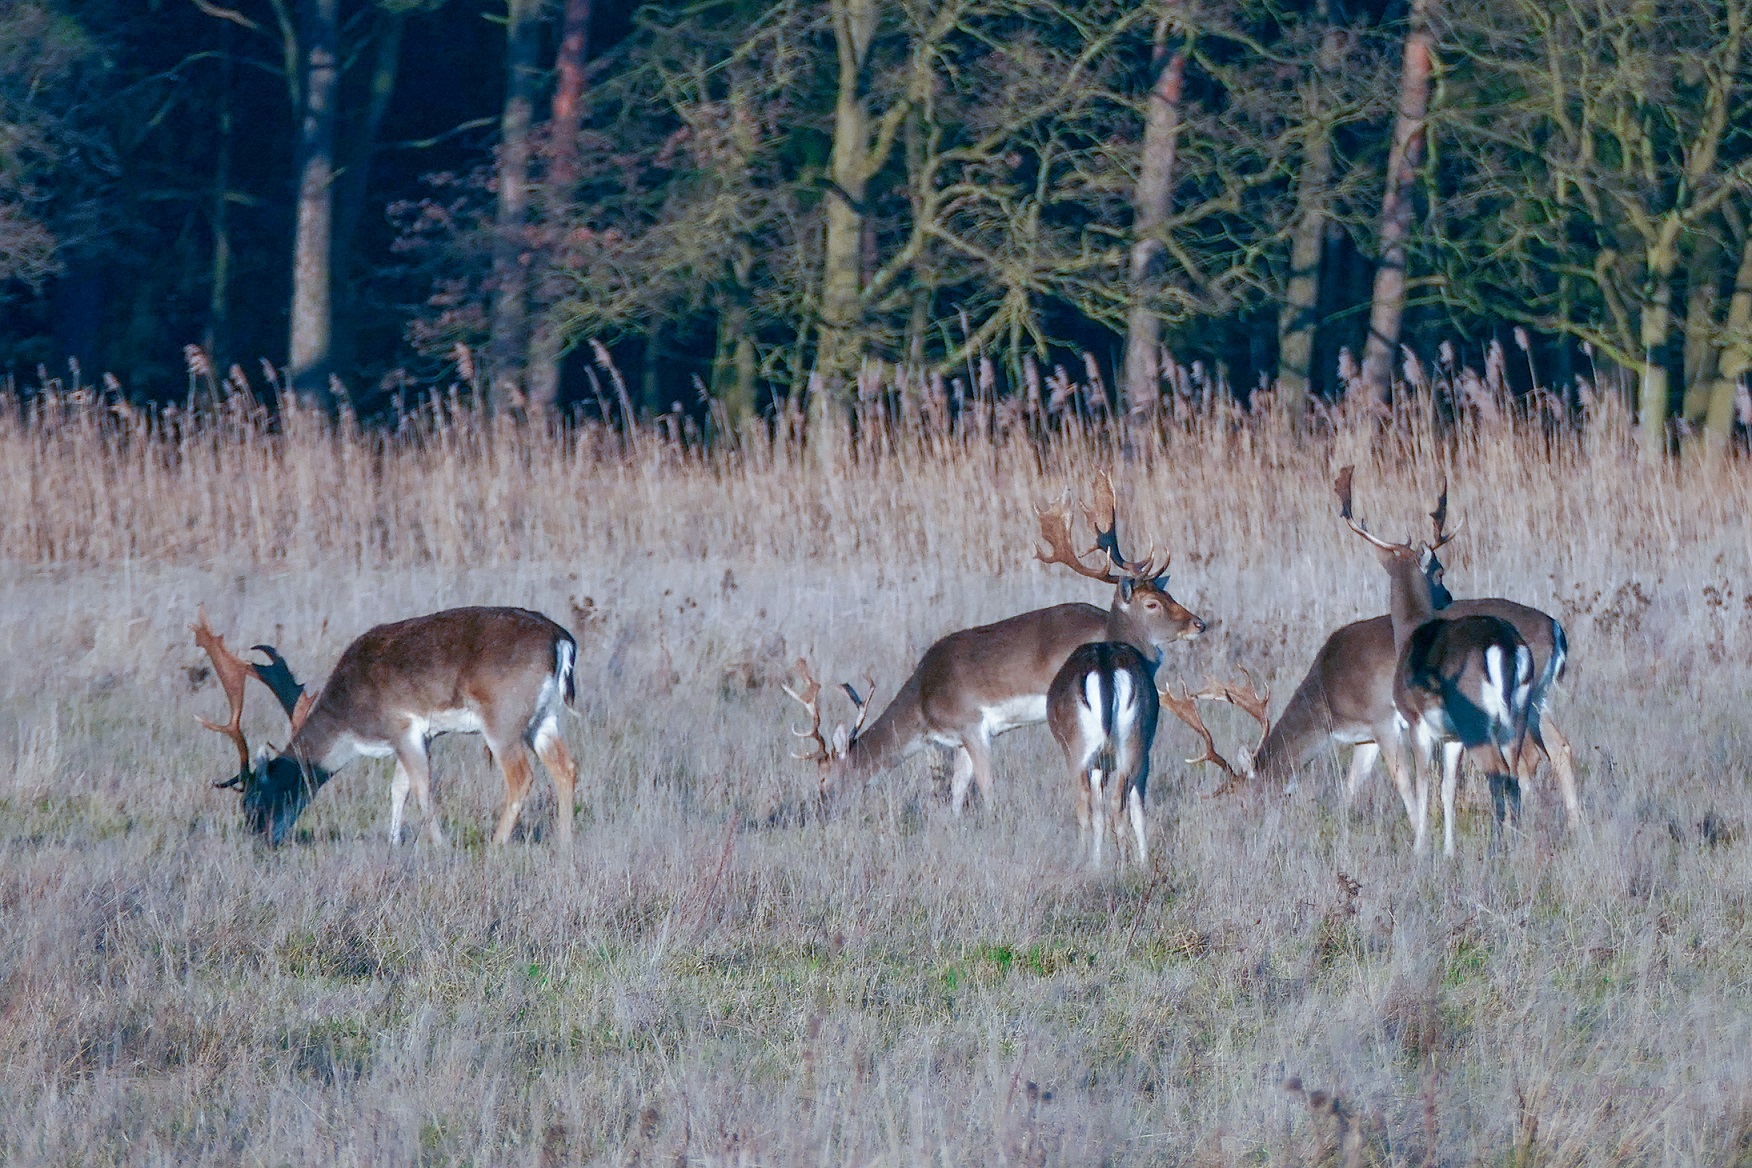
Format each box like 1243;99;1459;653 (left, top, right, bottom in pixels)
1047;641;1161;866
786;474;1204;812
1251;486;1578;827
194;606;579;847
1335;468;1535;854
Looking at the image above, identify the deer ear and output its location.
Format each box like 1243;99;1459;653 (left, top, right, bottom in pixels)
832;723;853;755
1118;578;1136;602
1152;574;1170;592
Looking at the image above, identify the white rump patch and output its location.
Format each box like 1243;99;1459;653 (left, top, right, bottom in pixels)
1481;646;1512;725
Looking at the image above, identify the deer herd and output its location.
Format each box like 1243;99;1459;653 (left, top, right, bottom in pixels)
193;468;1579;864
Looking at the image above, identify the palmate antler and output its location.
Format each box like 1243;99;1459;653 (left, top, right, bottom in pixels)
1158;671;1272;797
192;608;258;779
782;659;874;789
1035;472;1167;585
191;608;312;786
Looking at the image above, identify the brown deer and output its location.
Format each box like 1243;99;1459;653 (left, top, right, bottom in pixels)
1256;488;1578;826
1335;468;1534;854
785;474;1205;811
193;606;580;847
1047;642;1161;866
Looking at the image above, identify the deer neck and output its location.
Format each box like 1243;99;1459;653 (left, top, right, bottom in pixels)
830;673;928;784
1384;556;1438;654
284;699;349;774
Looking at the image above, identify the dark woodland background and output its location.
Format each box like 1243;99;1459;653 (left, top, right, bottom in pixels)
3;0;1750;452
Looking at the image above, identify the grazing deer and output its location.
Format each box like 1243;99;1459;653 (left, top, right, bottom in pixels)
1336;468;1535;854
1047;642;1161;866
785;474;1204;812
1260;490;1579;824
193;606;579;847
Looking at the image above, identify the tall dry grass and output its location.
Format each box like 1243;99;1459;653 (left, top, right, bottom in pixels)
1;371;1751;1165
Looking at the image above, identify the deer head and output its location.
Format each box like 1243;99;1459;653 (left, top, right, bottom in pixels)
783;658;874;796
191;609;317;844
1036;472;1205;649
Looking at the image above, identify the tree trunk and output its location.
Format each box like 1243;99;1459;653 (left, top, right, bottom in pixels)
1639;221;1682;456
1358;0;1436;405
331;9;404;389
1704;228;1752;456
816;0;882;398
1276;11;1342;417
1121;4;1188;411
712;296;757;433
526;0;593;414
288;0;340;411
487;0;541;412
205;25;234;370
1680;231;1721;423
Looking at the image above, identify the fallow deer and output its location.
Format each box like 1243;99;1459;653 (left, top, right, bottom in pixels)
1336;468;1535;855
785;474;1205;811
193;606;580;847
1046;642;1161;866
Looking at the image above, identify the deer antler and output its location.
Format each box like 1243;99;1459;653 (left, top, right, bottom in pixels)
1158;684;1247;796
1428;480;1463;550
1037;473;1168;585
839;677;876;748
1084;470;1168;582
1035;496;1124;585
1335;465;1404;553
782;659;829;763
192;608;257;779
1159;672;1273;797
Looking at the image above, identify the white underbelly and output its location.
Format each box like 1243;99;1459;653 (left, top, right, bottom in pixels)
979;694;1048;737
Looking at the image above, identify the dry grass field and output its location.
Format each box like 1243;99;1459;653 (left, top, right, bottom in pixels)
1;386;1750;1165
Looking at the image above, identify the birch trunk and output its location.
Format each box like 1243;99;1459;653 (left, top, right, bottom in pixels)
1276;13;1342;416
1704;229;1752;457
1358;0;1435;405
288;0;340;411
816;0;882;399
1121;4;1187;411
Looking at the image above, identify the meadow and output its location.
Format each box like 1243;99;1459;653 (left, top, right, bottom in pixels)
1;379;1750;1165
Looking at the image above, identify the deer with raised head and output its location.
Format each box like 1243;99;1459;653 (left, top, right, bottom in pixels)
1335;468;1534;854
1046;642;1161;866
1242;484;1578;837
193;606;579;847
785;474;1205;811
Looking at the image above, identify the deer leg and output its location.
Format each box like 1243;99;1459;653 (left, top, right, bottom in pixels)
397;740;445;846
1126;783;1147;867
532;720;578;849
1440;740;1463;858
966;733;997;811
1344;742;1380;804
1488;773;1511;853
1380;731;1425;853
491;742;538;845
389;755;412;846
1088;768;1106;868
1072;759;1093;858
1537;717;1582;827
949;747;975;815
